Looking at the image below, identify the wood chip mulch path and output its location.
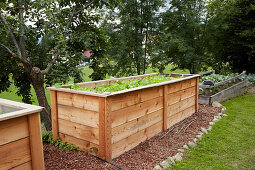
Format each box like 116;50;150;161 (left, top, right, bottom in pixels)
44;104;221;170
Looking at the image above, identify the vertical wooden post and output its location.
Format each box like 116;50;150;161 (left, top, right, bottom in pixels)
105;97;112;161
28;113;45;170
163;85;168;131
99;97;106;159
50;90;59;139
195;77;199;112
99;97;112;161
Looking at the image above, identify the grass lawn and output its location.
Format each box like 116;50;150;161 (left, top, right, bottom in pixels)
172;93;255;169
0;64;189;105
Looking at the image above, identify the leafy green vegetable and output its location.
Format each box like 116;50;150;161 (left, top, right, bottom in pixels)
200;73;238;84
0;112;5;115
57;75;183;93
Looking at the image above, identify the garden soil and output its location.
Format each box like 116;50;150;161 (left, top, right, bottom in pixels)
44;104;221;170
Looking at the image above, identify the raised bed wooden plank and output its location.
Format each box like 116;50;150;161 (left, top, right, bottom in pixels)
76;73;159;88
28;113;45;170
12;161;32;170
112;109;163;144
167;95;195;117
0;116;29;145
111;97;163;128
58;104;99;128
112;121;162;159
105;98;112;161
0;137;31;170
57;92;99;112
50;90;59;139
167;86;196;106
167;105;195;128
110;86;163;112
99;97;106;158
210;79;248;104
58;119;99;145
59;133;99;155
198;80;248;105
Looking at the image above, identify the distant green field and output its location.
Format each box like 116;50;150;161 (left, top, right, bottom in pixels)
0;65;189;105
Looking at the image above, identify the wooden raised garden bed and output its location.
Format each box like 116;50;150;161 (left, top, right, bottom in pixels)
48;73;199;161
0;98;45;170
198;71;248;105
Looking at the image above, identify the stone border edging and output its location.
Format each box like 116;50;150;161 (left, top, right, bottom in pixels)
153;101;227;170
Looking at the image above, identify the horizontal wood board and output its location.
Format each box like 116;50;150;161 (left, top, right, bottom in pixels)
57;91;100;112
58;119;99;145
58;104;99;128
0;116;29;146
112;121;162;159
59;133;99;155
0;137;31;170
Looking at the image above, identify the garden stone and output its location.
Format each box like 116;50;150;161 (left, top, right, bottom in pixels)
188;141;196;147
209;122;215;126
173;153;183;161
207;126;212;131
183;144;189;149
177;148;185;153
160;160;169;169
221;107;226;113
214;115;221;119
212;118;218;122
198;132;203;135
153;165;163;170
212;101;222;108
201;127;208;134
193;138;198;143
196;134;202;140
168;157;175;164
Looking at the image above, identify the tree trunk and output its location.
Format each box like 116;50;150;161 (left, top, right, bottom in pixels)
29;67;52;130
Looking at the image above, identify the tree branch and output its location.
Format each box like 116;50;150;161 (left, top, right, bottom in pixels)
0;43;17;57
0;11;30;65
42;0;95;74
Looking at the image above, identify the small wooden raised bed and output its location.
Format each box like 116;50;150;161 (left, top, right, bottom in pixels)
0;98;45;170
199;71;248;105
48;73;199;161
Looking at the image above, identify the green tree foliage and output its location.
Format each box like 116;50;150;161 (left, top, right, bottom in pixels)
103;0;163;76
154;0;207;74
207;0;255;74
0;0;120;130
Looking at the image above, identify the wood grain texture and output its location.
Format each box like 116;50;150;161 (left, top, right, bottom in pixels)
195;77;199;112
50;90;59;139
110;86;163;112
98;97;106;158
28;113;45;170
57;92;99;112
163;85;168;130
167;105;195;128
167;95;195;117
105;97;112;161
59;133;99;156
0;137;31;170
58;104;99;128
112;121;162;159
0;116;29;146
112;109;163;144
58;119;99;145
111;97;163;128
12;161;32;170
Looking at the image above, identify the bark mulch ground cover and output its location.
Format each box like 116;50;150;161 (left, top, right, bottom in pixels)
44;104;221;170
